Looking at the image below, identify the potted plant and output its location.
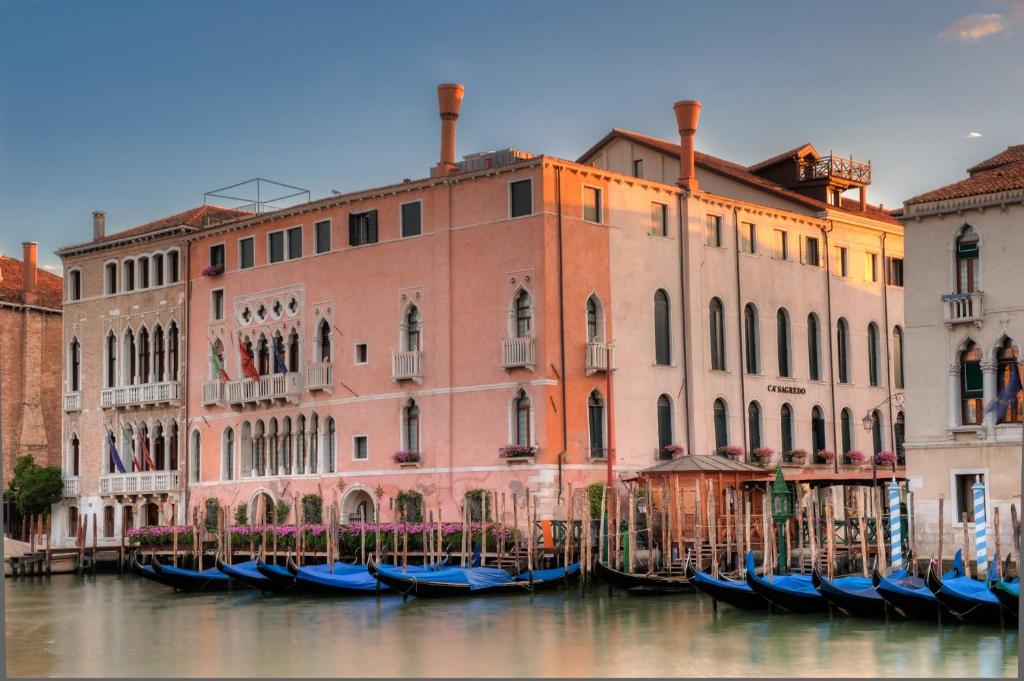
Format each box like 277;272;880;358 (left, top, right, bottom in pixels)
785;449;808;465
752;447;775;465
875;450;897;467
499;444;536;461
845;450;867;466
663;443;685;458
392;450;421;467
817;449;836;464
717;444;744;459
201;263;224;277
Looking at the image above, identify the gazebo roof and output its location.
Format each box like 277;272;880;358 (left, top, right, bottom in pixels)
641;455;767;475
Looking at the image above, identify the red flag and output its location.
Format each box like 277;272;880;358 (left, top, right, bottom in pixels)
238;336;260;381
141;437;157;471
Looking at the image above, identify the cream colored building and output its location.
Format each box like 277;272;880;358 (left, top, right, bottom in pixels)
900;145;1024;562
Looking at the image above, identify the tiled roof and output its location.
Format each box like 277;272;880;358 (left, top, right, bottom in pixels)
643;455;767;474
906;145;1024;205
747;143;819;172
578;129;902;226
0;255;63;309
59;205;250;253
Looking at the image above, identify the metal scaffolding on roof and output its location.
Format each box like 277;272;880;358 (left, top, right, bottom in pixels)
203;178;311;215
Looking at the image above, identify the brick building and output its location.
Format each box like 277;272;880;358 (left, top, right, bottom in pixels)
1;243;63;531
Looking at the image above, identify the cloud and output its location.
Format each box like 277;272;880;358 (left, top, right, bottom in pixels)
966;131;983;139
940;2;1024;41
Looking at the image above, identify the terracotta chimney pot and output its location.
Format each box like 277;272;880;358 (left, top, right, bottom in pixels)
673;100;702;191
22;241;38;304
93;210;106;240
434;83;465;177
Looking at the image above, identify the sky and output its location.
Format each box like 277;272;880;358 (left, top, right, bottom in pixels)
1;0;1022;272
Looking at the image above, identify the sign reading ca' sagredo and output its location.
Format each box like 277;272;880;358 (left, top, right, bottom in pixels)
767;384;807;395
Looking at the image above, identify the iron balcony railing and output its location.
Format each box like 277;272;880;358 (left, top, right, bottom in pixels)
100;380;181;409
798;154;871;184
391;351;423;382
99;471;181;495
502;336;535;370
942;291;984;325
63;392;82;412
306;362;333;391
225;373;303;406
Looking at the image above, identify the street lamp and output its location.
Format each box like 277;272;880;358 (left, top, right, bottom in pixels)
770;468;793;574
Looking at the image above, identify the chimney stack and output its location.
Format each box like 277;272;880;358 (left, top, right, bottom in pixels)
93;210;106;240
22;241;38;304
433;83;465;177
672;100;702;191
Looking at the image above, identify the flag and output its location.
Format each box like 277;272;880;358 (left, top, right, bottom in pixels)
274;338;288;374
210;341;230;381
239;335;260;381
123;425;141;471
109;433;127;474
984;360;1022;419
141;436;157;471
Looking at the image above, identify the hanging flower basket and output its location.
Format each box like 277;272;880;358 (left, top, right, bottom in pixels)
392;450;421;467
201;263;224;277
499;444;536;462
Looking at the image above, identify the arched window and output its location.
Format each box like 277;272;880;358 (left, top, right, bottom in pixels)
710;297;726;371
105;332;117;388
209;339;225;380
895;412;906;464
402;401;419;453
780;404;793;456
168;421;178;471
960;341;984;425
586;295;602;342
323;416;337;473
657;394;673;459
747;401;762;451
996;338;1022;424
892;326;905;389
713;398;728;449
513;391;531;446
256;335;270;376
867;322;880;386
253;420;265;476
296;415;307;474
138;327;151;384
153;421;165;470
956;225;980;294
124;328;137;385
69;433;80;476
588;391;606;457
268;418;279;474
837;318;850;384
318;320;331;363
841;408;853;457
744;304;759;374
404;305;421;351
190;430;201;483
776;308;791;377
288;328;299;373
69;338;81;392
281;416;292;475
168;322;179;382
807;313;821;381
514;290;533;338
153;325;165;382
309;414;319;474
654;289;671;365
811;406;826;461
871;410;883;456
272;332;285;374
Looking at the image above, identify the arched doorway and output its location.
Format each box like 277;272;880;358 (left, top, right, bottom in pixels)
343;489;376;523
250;491;275;525
145;502;160;527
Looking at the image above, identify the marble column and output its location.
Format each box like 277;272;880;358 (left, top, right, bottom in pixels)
948;364;961;430
982;361;997;439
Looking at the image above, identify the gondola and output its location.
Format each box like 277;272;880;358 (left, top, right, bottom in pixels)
134;558;183;589
369;559;580;598
216;559;285;592
291;560;393;595
688;563;768;610
812;569;886;618
872;549;963;620
255;560;298;590
593;559;696;594
990;578;1020;619
743;552;828;613
926;556;1004;625
147;556;233;592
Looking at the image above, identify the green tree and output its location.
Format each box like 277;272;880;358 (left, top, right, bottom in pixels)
396;490;424;523
275;500;290;525
7;455;62;517
587;482;604;520
205;498;220;531
302;494;323;524
234;504;248;526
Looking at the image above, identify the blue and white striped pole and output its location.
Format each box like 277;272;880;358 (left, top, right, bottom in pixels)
972;477;988;578
888;479;902;572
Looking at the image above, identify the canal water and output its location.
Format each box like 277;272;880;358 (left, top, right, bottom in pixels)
4;574;1018;677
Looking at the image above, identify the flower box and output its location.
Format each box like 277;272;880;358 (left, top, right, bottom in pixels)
845;450;868;466
752;447;775;466
784;449;808;465
202;263;224;277
398;462;421;469
717;445;744;459
502;456;535;464
875;450;897;467
392;450;420;466
499;444;536;460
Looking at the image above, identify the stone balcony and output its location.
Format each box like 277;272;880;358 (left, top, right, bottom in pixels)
585;341;613;375
99;470;181;496
63;392;82;412
62;476;79;496
100;380;181;409
943;291;983;327
391;350;423;383
306;362;333;391
502;336;535;371
203;380;223;406
224;373;302;407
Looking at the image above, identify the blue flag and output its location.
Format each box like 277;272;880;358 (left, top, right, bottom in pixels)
109;433;127;474
273;339;288;374
984;361;1022;417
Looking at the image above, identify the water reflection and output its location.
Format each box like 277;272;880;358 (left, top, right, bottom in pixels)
4;575;1018;677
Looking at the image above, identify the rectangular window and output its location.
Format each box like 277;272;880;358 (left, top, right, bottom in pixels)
804;236;821;267
632;159;643;178
268;231;285;263
68;270;81;301
510;179;532;218
401;201;422;238
353;435;368;461
287;226;302;260
151;254;162;287
239;238;254;269
865;252;878;282
742;222;757;254
210;244;225;268
583;186;602;223
211;289;224;321
705;215;722;247
315;220;331;254
774;229;788;260
167;250;180;283
354;343;368;365
123;260;134;292
887;257;904;287
955;473;985;522
105;262;117;294
651;202;667;237
348;210;379;246
835;246;848;277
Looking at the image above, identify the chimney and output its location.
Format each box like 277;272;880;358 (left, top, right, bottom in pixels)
22;241;38;304
672;100;702;191
93;210;106;240
859;186;868;211
433;83;465;177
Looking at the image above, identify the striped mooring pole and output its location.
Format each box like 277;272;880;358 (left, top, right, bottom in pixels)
888;479;902;572
972;476;988;577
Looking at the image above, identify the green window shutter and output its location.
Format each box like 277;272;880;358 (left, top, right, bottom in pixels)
962;361;983;397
